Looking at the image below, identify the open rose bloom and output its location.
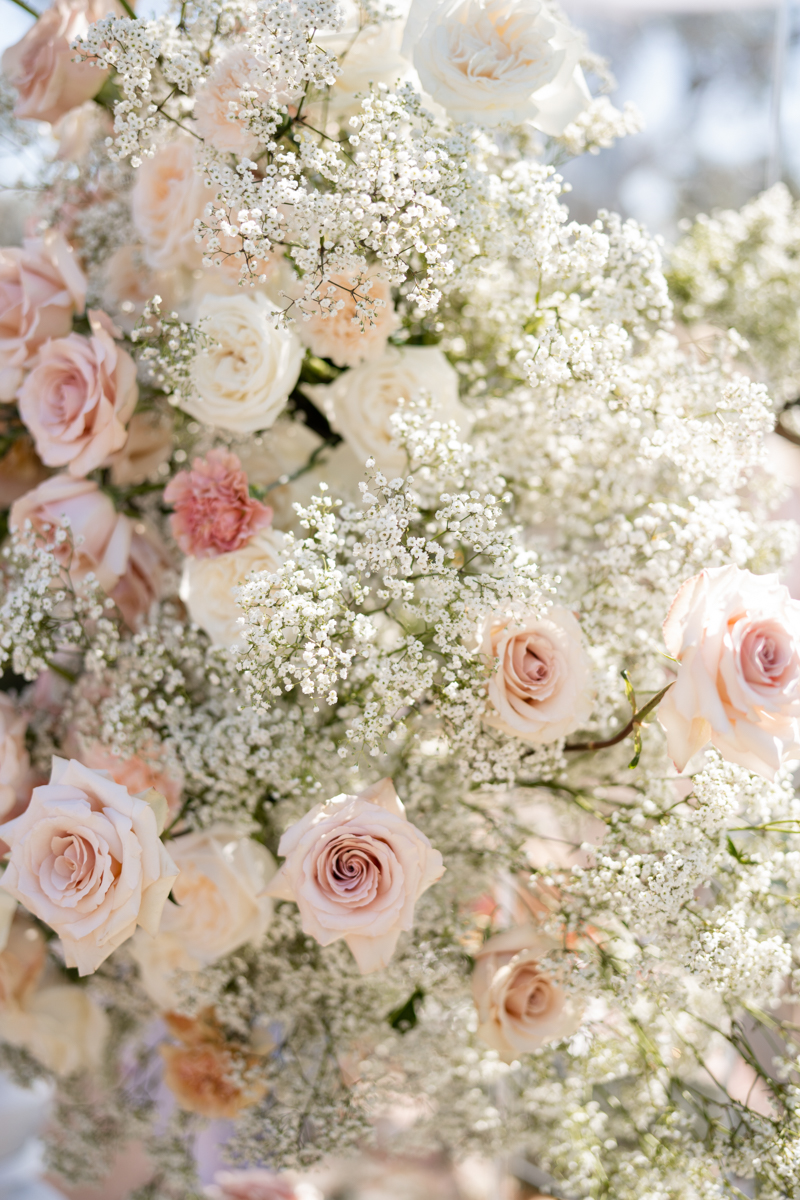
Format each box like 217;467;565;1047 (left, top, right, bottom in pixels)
265;779;445;973
0;757;178;975
658;565;800;779
296;270;399;369
472;926;583;1061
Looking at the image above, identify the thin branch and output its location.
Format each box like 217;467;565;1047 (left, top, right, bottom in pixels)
5;0;41;18
564;681;674;753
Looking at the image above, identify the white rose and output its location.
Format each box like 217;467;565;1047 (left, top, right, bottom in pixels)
181;529;286;647
0;694;29;819
480;606;594;743
131;826;275;1009
322;20;411;117
307;345;471;476
185;293;303;434
402;0;590;134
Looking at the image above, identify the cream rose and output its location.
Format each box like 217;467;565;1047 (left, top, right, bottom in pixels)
0;694;29;819
1;0;111;126
323;20;411;118
185;293;302;434
0;230;86;401
264;778;445;974
296;270;398;369
480;606;594;744
471;925;582;1060
130;826;274;1008
180;528;286;647
401;0;590;133
308;345;470;476
0;757;179;976
658;565;800;779
131;139;207;272
18;323;138;478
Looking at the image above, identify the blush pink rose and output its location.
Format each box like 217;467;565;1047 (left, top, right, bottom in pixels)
18;320;138;477
10;474;131;592
296;269;398;369
658;565;800;779
206;1171;298;1200
0;694;29;819
1;0;111;126
131;139;207;272
0;230;86;401
164;448;273;558
471;926;583;1061
480;606;594;744
265;778;445;974
193;47;269;158
77;741;183;819
109;520;171;630
0;756;179;975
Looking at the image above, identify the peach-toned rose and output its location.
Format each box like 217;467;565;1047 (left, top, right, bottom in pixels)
77;741;183;820
165;448;273;558
109;520;171;630
0;230;86;401
18;322;138;477
109;410;173;486
180;527;286;647
265;778;445;974
193;47;269;157
53;97;113;162
10;474;131;592
0;910;109;1074
206;1170;299;1200
1;0;110;126
160;1009;267;1119
297;270;398;369
480;606;594;744
0;756;178;975
0;694;29;820
131;139;207;272
100;244;185;333
658;565;800;779
471;926;583;1061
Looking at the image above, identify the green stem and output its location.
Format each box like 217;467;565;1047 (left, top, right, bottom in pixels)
5;0;41;18
116;0;136;17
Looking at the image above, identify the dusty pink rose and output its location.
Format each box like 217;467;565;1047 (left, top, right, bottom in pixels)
0;230;86;401
1;0;110;126
265;778;444;974
10;474;131;591
0;694;29;819
109;520;171;630
18;319;138;477
131;139;207;272
480;606;594;744
658;565;800;779
206;1170;298;1200
77;741;183;819
471;926;583;1061
0;756;179;975
297;270;398;369
193;47;269;158
165;448;272;558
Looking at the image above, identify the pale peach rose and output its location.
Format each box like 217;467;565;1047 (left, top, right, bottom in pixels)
10;474;132;592
0;694;29;819
206;1170;300;1200
0;436;50;507
109;410;173;486
193;47;268;157
480;606;594;744
18;322;138;477
265;778;445;974
0;756;179;975
0;910;109;1075
1;0;111;126
77;741;183;820
101;244;185;333
0;230;86;401
297;269;398;369
131;140;207;272
53;98;113;162
160;1009;267;1119
658;565;800;780
109;520;171;630
471;926;583;1061
180;528;286;647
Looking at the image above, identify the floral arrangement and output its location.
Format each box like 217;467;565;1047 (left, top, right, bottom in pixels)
0;0;799;1197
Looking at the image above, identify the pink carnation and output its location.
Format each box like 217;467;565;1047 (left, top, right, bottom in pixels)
164;448;272;559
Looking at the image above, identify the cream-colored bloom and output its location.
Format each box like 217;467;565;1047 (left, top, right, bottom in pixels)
402;0;589;133
185;293;302;434
323;20;411;117
180;528;286;647
471;925;582;1060
0;694;29;819
0;757;178;976
480;606;594;744
296;270;398;368
658;565;800;779
131;139;206;272
308;345;470;475
265;778;444;974
131;827;274;1008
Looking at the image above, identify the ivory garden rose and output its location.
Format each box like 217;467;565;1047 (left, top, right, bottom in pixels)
481;606;594;744
264;779;444;973
658;565;800;779
471;925;583;1060
180;527;286;647
0;757;178;975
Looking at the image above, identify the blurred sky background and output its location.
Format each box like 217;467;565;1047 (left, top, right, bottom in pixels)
1;0;798;243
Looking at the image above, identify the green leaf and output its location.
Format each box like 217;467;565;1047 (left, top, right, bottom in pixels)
621;669;637;714
628;727;643;769
387;988;424;1033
